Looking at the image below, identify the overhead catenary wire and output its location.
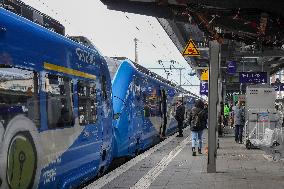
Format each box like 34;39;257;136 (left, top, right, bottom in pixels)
34;1;197;92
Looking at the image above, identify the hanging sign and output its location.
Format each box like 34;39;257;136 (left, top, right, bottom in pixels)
239;72;267;84
271;83;284;91
227;61;237;75
200;82;208;96
201;69;209;81
182;39;200;56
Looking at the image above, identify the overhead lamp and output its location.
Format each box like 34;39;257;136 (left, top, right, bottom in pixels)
242;57;260;59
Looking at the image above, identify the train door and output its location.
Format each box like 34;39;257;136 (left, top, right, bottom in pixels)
142;81;151;145
100;74;112;168
132;76;143;153
161;89;167;136
42;74;102;188
142;83;161;147
76;79;102;169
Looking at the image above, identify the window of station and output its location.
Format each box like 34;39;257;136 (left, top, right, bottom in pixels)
77;81;97;125
45;74;74;128
0;65;40;127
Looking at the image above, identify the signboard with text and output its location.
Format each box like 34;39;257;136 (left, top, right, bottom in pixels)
239;72;267;84
200;82;208;96
201;69;208;81
271;83;284;91
227;61;237;75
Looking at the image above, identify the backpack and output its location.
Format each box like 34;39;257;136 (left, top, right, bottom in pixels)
191;110;203;130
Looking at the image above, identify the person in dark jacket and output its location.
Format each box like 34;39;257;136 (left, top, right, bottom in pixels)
175;100;185;137
189;100;207;156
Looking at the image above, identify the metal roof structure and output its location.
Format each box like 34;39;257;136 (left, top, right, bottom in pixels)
101;0;284;93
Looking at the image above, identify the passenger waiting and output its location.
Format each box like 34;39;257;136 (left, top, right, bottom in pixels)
232;101;245;144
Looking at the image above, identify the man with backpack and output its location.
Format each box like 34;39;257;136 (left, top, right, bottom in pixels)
175;100;185;137
189;100;207;156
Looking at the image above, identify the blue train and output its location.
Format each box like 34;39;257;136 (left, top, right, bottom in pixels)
108;58;185;158
0;4;200;189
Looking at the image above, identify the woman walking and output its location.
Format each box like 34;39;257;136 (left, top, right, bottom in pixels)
189;100;207;156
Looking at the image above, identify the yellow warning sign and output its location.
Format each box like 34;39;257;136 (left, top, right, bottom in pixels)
182;39;200;56
201;69;208;81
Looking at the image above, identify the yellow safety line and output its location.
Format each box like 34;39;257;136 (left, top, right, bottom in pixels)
44;62;96;80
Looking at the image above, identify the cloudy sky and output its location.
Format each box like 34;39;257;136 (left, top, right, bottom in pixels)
21;0;200;94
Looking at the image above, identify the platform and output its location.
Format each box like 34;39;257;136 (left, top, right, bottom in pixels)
85;128;284;189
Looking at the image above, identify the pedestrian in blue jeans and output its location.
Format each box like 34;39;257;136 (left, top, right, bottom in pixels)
189;100;207;156
232;101;245;144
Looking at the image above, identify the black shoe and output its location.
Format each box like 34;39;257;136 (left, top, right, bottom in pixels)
192;147;196;156
239;141;243;144
198;148;202;154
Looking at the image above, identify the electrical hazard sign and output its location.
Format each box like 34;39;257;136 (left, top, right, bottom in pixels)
182;39;200;56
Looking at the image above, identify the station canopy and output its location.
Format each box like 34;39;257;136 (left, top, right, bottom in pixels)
101;0;284;92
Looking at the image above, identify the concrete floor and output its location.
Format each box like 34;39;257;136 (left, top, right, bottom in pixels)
85;128;284;189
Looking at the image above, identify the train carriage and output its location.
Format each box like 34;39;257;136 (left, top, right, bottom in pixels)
109;58;184;158
0;8;113;189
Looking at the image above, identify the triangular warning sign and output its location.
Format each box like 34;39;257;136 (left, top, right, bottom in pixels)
182;39;200;56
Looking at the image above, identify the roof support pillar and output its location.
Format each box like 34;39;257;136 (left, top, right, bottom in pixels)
207;40;220;173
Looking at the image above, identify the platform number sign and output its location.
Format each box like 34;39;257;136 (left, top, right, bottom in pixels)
239;72;267;84
200;82;208;96
182;39;200;57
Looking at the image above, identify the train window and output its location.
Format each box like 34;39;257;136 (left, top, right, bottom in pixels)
77;81;97;125
45;74;74;128
0;65;40;127
101;75;107;101
144;89;161;117
134;77;141;100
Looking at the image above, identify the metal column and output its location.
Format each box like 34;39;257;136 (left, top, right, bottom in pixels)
207;40;220;173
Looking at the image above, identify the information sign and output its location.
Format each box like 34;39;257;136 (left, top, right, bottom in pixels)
227;61;237;75
271;83;284;91
201;69;208;81
239;72;267;84
200;82;208;96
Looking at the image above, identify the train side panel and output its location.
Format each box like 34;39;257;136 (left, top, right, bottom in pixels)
0;8;113;189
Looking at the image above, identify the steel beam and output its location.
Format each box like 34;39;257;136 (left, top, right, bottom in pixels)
234;49;284;58
207;40;220;173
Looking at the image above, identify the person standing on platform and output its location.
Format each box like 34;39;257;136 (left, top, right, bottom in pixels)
175;100;185;137
224;103;230;126
232;101;245;144
189;100;207;156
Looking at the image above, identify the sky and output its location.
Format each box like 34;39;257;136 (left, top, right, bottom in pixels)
21;0;200;95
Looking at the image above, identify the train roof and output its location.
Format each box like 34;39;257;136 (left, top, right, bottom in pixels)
109;57;181;89
108;57;201;99
0;8;107;78
1;0;65;35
